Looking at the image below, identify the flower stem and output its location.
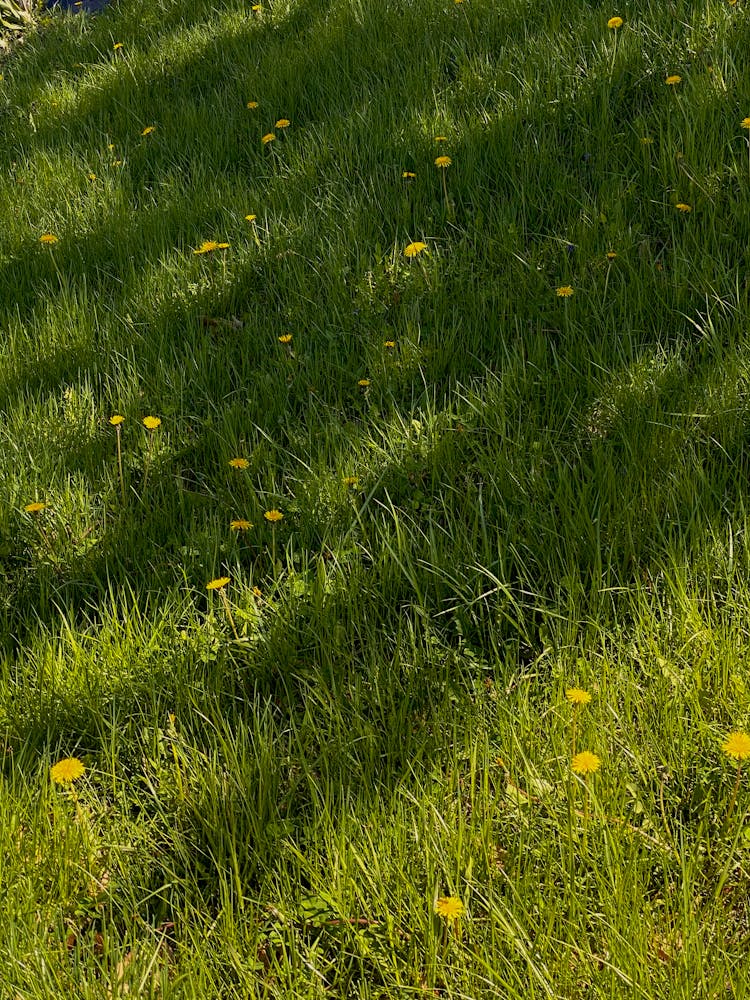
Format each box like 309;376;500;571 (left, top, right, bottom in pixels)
115;425;125;503
220;589;239;640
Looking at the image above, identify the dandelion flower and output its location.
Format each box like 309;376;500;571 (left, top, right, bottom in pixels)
247;101;259;109
113;42;123;49
252;3;261;9
141;125;156;135
24;502;47;513
230;519;253;531
607;15;623;28
264;509;284;522
435;155;452;168
358;378;371;387
261;133;276;145
142;416;161;430
565;688;592;706
109;414;125;426
606;251;617;260
741;117;750;129
343;476;359;486
245;214;257;222
665;75;681;86
402;171;416;178
675;203;692;212
556;285;574;297
384;340;395;347
404;241;427;257
278;333;292;343
572;751;601;775
275;119;290;128
194;240;230;254
229;457;250;469
252;586;262;597
435;897;465;920
722;732;750;761
40;233;58;244
50;757;85;784
87;173;97;181
206;576;231;590
435;135;448;141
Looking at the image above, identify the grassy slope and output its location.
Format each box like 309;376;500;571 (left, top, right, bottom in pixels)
1;0;750;995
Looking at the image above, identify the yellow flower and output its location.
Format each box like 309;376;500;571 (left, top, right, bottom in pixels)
343;476;359;486
572;751;601;775
384;340;395;347
112;160;123;167
264;509;284;522
358;378;371;387
275;119;290;128
24;502;47;513
435;897;464;920
402;171;416;178
245;214;257;222
113;42;123;49
435;135;448;141
109;414;125;426
607;15;623;28
675;203;691;212
252;585;262;597
665;75;681;86
435;155;452;168
230;519;253;531
741;117;750;129
194;240;230;254
404;241;427;257
247;101;259;109
229;457;249;469
278;333;293;343
606;251;617;260
565;687;592;706
50;757;85;784
87;173;97;181
251;3;261;9
141;125;156;135
722;732;750;761
142;415;161;430
556;285;574;297
39;233;58;244
261;133;276;144
641;136;654;145
207;576;231;590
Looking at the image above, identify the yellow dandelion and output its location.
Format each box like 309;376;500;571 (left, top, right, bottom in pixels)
261;133;276;145
245;214;257;222
264;509;284;522
24;502;47;513
435;155;452;168
435;135;448;141
722;732;750;761
556;285;574;297
665;75;681;86
229;457;249;469
607;15;623;28
358;378;371;387
675;203;692;212
109;414;125;426
141;125;156;135
435;897;465;920
247;101;259;109
113;42;123;49
606;251;617;260
565;688;592;706
275;118;290;128
87;173;97;181
50;757;85;784
572;751;601;775
142;415;161;430
251;3;261;9
384;340;395;347
39;233;58;245
404;241;427;257
252;585;262;597
741;117;750;129
193;240;230;254
206;576;231;590
230;519;253;531
402;171;416;178
343;476;359;486
278;333;293;343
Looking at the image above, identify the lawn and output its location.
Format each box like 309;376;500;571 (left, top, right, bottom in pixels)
1;0;750;995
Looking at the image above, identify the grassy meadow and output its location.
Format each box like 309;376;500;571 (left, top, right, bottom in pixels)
2;0;750;994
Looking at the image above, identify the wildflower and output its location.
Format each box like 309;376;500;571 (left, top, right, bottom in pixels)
435;135;448;141
343;476;359;486
24;502;47;513
141;125;156;135
247;101;259;109
206;576;230;590
109;414;125;426
435;897;464;920
252;3;261;9
261;133;276;144
88;173;97;181
278;333;292;343
556;285;574;297
572;751;601;775
252;586;262;597
358;378;371;387
112;160;123;167
607;15;623;28
435;155;452;168
193;240;230;254
565;688;592;706
665;75;681;86
113;42;123;49
142;416;161;429
675;203;692;212
229;457;249;469
275;119;290;128
641;136;654;145
50;757;85;784
402;171;416;178
742;117;750;129
264;509;284;522
606;251;617;260
230;519;253;531
404;241;427;257
384;340;396;347
245;214;257;222
722;732;750;761
40;233;58;244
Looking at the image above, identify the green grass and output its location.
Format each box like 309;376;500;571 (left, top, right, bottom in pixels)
2;0;750;994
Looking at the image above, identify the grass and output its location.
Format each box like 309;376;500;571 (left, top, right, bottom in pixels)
1;0;750;994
